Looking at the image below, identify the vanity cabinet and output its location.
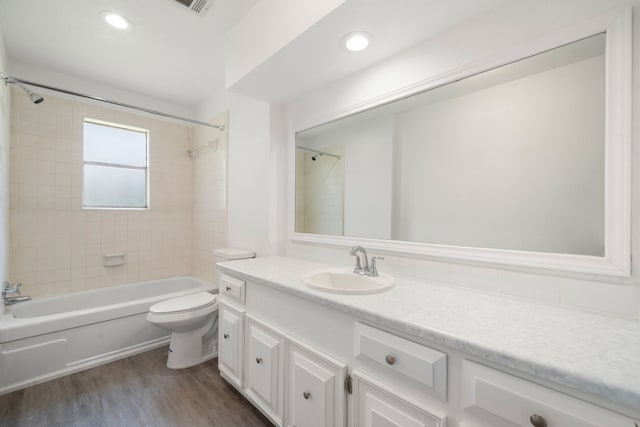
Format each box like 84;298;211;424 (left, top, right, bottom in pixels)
245;314;285;425
218;300;244;389
286;338;347;427
216;269;640;427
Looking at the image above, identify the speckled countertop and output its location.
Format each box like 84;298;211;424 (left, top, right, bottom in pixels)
218;256;640;411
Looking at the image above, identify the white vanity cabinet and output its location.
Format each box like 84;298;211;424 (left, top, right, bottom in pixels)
286;338;347;427
218;300;245;389
216;268;640;427
245;314;285;425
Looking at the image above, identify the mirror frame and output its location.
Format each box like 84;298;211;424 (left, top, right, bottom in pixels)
289;8;631;277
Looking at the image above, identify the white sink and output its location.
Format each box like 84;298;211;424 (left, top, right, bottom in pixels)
302;268;395;295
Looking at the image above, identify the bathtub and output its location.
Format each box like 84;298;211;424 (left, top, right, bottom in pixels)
0;276;216;395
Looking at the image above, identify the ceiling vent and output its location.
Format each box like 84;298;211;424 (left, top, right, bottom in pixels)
170;0;212;16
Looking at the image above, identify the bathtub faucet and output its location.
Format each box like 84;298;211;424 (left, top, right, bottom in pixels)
2;281;31;305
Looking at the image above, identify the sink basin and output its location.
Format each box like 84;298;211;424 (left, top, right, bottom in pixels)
302;268;395;295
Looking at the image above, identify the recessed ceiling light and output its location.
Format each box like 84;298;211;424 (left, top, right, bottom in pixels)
341;32;371;52
100;11;133;31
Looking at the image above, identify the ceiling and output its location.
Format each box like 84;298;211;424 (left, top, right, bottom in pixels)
228;0;512;103
0;0;513;109
0;0;257;107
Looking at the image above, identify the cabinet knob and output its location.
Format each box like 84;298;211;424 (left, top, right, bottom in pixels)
223;333;229;339
225;286;231;291
303;391;311;400
530;414;547;427
385;355;396;366
256;357;262;364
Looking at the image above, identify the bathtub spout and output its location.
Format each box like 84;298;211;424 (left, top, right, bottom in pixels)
4;296;32;305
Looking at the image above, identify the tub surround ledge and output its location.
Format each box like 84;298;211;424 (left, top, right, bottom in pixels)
218;256;640;411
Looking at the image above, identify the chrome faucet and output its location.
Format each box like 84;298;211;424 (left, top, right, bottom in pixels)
349;246;383;277
2;281;31;305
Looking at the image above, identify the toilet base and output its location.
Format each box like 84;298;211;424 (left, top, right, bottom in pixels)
167;346;217;369
165;317;218;369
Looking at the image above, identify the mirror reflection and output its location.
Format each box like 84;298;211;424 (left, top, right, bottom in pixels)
295;33;605;256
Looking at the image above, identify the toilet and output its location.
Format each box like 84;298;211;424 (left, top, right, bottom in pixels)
147;248;255;369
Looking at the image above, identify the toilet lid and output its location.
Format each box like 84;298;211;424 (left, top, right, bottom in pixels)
149;292;217;314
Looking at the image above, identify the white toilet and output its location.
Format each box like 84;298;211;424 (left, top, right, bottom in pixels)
147;248;255;369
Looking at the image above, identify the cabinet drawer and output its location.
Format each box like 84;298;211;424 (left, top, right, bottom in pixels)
220;273;245;304
462;360;634;427
354;322;447;400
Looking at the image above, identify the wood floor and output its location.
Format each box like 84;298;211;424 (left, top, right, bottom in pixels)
0;346;273;427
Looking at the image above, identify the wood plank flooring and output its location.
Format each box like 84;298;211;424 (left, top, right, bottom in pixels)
0;346;273;427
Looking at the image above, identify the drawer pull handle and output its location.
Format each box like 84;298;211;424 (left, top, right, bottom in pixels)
223;333;229;339
225;286;231;291
530;414;547;427
303;391;311;400
256;357;262;364
385;355;396;366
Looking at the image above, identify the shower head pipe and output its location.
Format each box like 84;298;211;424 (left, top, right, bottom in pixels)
296;145;341;161
1;73;44;104
0;72;224;131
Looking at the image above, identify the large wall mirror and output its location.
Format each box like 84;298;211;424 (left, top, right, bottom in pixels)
292;9;630;276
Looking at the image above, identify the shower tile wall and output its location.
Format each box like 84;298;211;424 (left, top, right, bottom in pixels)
191;111;228;283
9;90;194;297
297;145;344;235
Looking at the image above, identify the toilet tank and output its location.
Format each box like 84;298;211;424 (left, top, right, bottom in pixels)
212;248;255;285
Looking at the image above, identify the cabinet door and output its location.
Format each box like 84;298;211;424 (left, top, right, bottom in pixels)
218;301;244;389
246;315;284;426
353;371;446;427
286;339;347;427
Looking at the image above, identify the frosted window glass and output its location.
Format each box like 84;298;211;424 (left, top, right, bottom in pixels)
83;119;148;208
84;121;147;166
83;165;146;208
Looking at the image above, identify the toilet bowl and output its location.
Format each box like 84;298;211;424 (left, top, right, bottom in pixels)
147;291;219;369
147;248;255;369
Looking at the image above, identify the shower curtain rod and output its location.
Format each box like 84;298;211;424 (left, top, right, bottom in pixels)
1;74;224;131
296;145;341;160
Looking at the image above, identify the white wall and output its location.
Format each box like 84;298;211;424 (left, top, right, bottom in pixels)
283;0;640;319
8;62;195;121
197;89;280;257
0;25;10;298
191;111;229;283
225;0;347;89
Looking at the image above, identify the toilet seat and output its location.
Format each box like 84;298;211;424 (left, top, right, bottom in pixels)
149;292;217;315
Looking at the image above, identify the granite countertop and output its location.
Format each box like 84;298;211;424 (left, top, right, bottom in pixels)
218;256;640;411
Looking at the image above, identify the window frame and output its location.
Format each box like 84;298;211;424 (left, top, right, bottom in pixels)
82;117;150;210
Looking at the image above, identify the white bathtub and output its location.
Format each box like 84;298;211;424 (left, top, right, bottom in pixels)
0;276;216;395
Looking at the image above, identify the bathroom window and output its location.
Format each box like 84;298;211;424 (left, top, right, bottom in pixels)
83;119;149;208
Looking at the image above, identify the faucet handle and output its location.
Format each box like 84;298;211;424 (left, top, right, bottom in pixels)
370;257;384;277
3;282;22;295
